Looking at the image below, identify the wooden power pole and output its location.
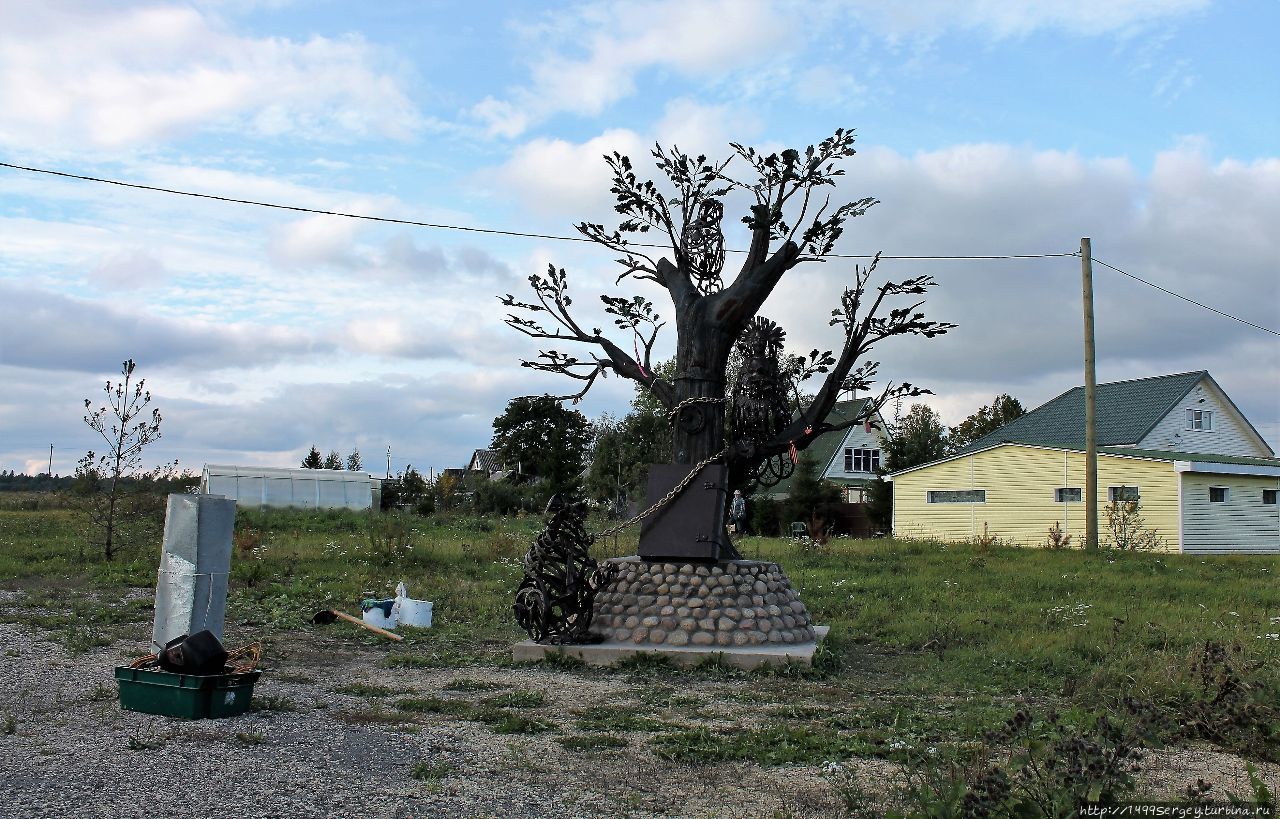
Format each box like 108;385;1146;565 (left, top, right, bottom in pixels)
1081;237;1099;550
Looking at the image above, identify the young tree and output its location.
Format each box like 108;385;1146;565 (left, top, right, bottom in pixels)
866;403;950;533
492;395;591;496
75;359;174;560
301;446;323;469
785;451;843;539
500;129;953;491
323;449;343;470
948;393;1025;453
346;448;363;471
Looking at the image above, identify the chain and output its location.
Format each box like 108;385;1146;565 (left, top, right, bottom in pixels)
667;395;727;424
594;446;730;540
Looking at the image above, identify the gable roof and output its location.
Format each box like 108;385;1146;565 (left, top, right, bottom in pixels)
469;449;500;472
762;398;878;496
959;371;1207;454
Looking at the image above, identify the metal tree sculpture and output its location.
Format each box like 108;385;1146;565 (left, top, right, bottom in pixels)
514;495;618;644
730;316;798;487
500;129;955;489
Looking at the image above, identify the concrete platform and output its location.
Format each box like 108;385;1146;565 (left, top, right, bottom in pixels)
513;625;829;670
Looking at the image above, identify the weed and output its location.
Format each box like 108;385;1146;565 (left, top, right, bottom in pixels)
250;695;296;713
86;683;117;702
331;707;412;726
410;759;450;786
235;731;265;745
614;652;675;675
483;711;557;735
1104;499;1166;551
126;734;165;751
1044;521;1073;550
537;650;586;671
638;687;703;710
558;733;629;751
332;682;395;698
2;715;15;735
481;690;546;709
653;724;875;766
574;706;670;734
395;697;470;716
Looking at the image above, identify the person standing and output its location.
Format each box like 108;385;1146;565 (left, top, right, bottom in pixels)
730;489;748;535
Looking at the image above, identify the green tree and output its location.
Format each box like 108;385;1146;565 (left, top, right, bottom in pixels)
74;359;176;560
585;361;676;508
948;393;1025;453
301;446;323;469
867;404;949;533
323;450;343;470
492;395;591;496
785;451;843;539
346;448;363;471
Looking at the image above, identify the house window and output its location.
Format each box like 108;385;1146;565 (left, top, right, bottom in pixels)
844;448;852;471
1055;487;1082;503
1184;409;1214;431
927;489;986;503
1208;487;1228;503
844;486;867;503
1264;489;1278;505
849;448;879;473
1108;485;1140;502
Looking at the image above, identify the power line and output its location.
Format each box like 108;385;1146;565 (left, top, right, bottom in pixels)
0;160;1073;261
1;161;1271;333
1090;255;1279;337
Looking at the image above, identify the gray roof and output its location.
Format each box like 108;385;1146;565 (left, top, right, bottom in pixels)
470;449;501;472
960;371;1206;453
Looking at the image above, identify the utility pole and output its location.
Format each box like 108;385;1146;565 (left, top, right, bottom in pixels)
48;444;53;476
386;445;391;479
1081;237;1099;550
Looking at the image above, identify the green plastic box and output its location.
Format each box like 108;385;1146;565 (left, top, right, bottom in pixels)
115;667;262;719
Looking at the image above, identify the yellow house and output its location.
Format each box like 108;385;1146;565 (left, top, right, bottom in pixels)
887;372;1280;553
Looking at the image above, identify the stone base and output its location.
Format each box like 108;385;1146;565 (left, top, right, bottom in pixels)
589;557;814;648
513;626;829;670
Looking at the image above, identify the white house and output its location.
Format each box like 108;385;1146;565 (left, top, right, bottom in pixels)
766;398;890;503
201;464;381;510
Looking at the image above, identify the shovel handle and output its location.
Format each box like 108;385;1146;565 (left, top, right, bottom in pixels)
330;609;404;641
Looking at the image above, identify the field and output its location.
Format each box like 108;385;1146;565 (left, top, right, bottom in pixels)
0;492;1277;816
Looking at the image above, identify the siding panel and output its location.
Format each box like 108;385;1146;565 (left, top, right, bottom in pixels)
1139;381;1270;457
1181;473;1280;553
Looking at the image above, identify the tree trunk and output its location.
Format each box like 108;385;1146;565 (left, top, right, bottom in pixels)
670;301;733;465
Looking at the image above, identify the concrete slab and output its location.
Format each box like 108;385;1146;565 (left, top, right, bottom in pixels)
512;625;829;671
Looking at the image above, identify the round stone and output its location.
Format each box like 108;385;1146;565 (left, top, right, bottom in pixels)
687;576;703;587
698;617;716;630
638;595;657;608
660;605;676;616
767;605;782;617
691;632;714;646
666;630;690;646
656;584;670;595
732;631;751;646
649;628;667;643
782;615;796;629
615;628;632;641
717;617;735;631
716;632;732;646
679;618;697;632
660;616;678;631
641;615;660;627
687;599;704;610
736;595;753;607
705;608;721;620
676;606;690;617
740;618;757;631
767;629;782;642
640;583;657;594
656;595;671;606
662;563;677;575
717;575;735;588
753;580;767;594
695;565;710;577
624;615;640;629
764;592;778;605
679;564;694;575
752;595;766;606
710;566;723;576
781;631;795;644
722;607;741;620
790;601;806;614
632;627;648;643
749;630;767;645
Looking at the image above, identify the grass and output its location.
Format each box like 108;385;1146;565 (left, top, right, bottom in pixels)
3;498;1278;772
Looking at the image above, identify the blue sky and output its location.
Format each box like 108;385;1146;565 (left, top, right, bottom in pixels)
1;0;1276;477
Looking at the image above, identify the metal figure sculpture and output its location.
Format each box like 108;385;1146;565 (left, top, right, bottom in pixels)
514;495;618;644
731;316;797;487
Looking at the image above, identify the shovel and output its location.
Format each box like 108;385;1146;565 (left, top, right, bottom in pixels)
312;609;404;642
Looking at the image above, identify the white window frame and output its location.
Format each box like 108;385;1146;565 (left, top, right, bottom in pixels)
927;489;986;504
844;448;853;472
1055;487;1082;503
1208;486;1229;503
1108;485;1141;502
1264;489;1278;505
851;448;880;473
1184;408;1214;431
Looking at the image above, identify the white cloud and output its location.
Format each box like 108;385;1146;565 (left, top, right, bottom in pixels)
471;0;786;137
88;248;171;291
0;2;421;149
836;0;1209;39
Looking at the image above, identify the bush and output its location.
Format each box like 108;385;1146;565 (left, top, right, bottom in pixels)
749;495;784;536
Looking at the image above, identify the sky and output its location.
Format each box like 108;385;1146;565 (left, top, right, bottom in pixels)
1;0;1277;478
